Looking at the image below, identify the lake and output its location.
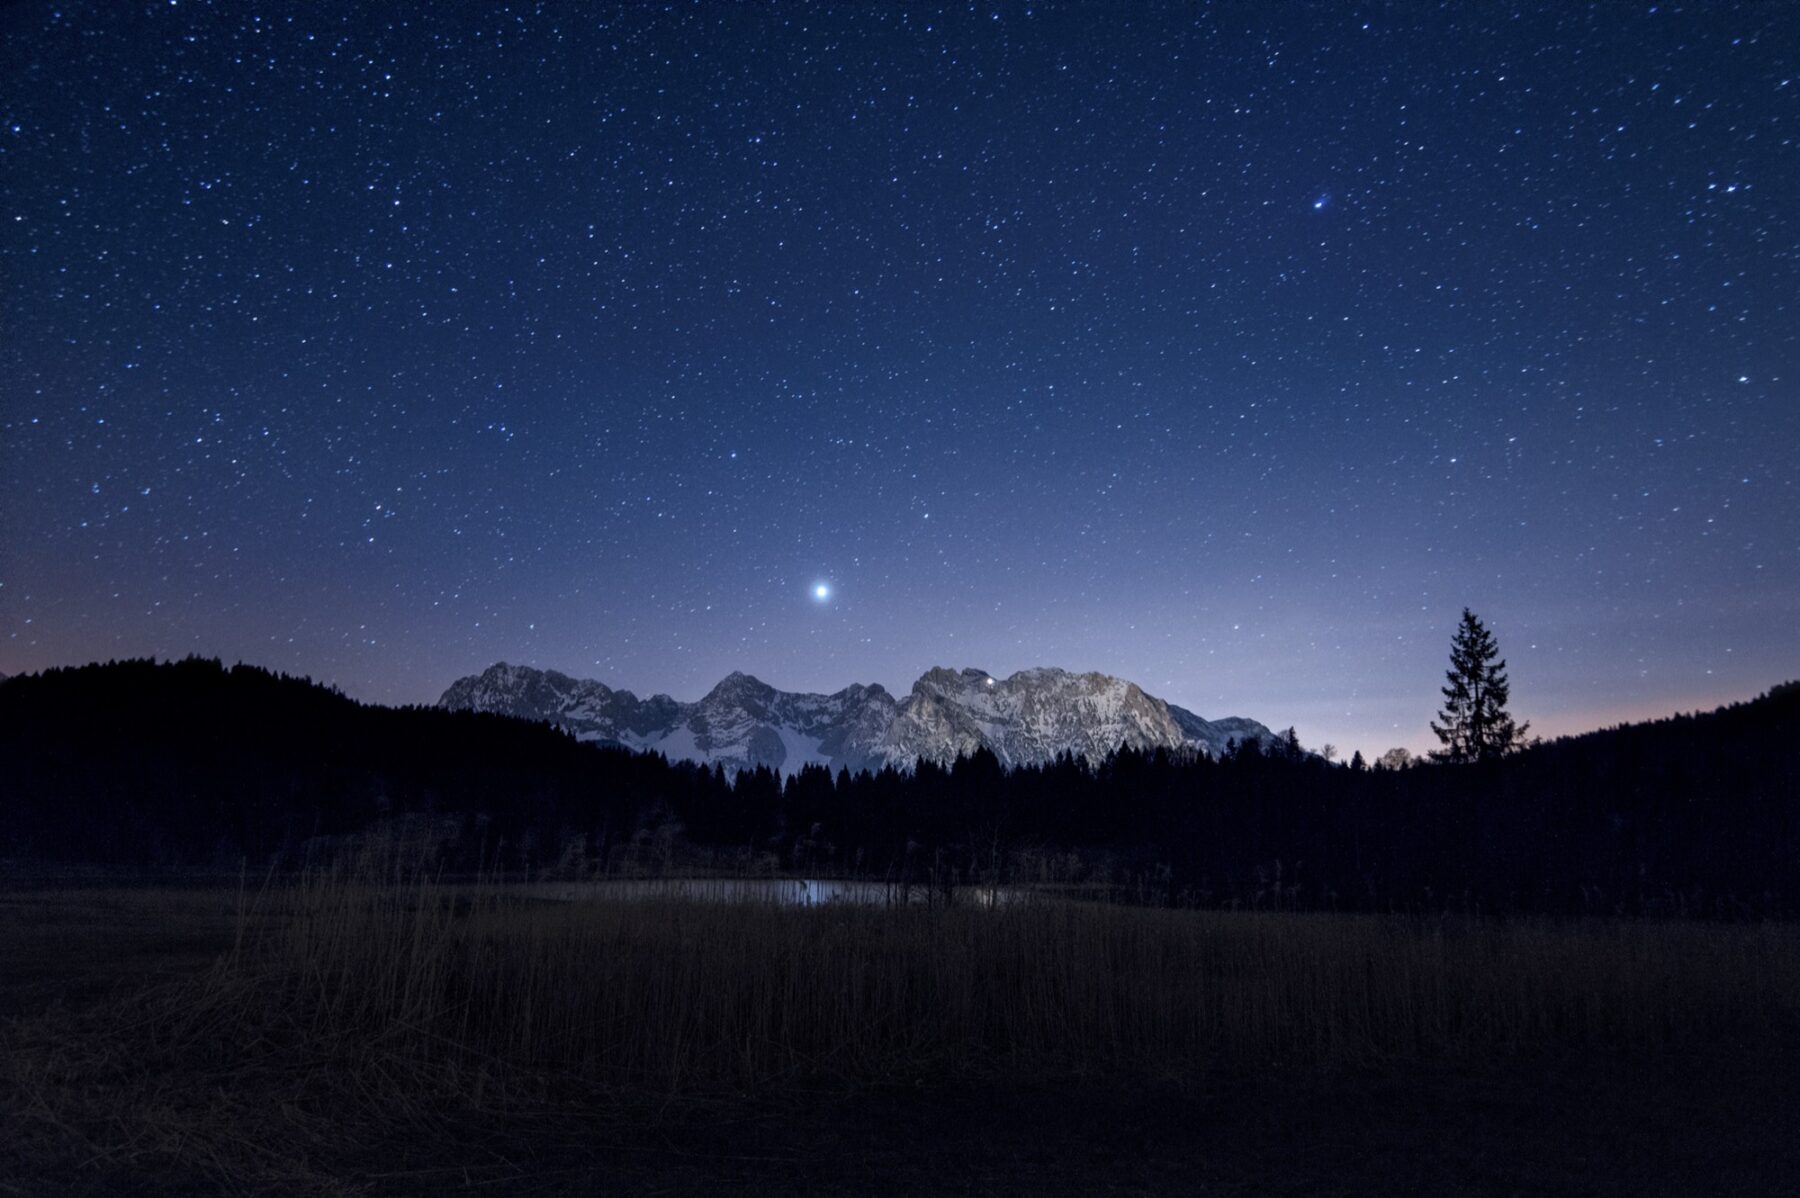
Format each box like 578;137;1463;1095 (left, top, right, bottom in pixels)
528;877;1021;907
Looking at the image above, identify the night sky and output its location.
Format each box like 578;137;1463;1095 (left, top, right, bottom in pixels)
3;2;1796;758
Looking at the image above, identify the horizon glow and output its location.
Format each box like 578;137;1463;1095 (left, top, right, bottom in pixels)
1;4;1794;759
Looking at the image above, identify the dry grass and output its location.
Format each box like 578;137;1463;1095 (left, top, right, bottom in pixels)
254;874;1800;1085
5;871;1800;1192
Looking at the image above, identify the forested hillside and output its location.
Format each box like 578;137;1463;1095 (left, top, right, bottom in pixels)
4;660;1796;915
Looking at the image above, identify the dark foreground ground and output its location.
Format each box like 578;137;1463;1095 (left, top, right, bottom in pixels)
251;1053;1791;1198
3;887;1798;1197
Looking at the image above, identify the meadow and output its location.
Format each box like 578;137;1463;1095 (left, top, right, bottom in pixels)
6;869;1800;1194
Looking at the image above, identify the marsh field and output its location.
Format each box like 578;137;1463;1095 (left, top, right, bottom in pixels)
5;872;1800;1197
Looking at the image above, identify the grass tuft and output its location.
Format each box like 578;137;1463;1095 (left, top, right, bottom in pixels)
6;872;1800;1192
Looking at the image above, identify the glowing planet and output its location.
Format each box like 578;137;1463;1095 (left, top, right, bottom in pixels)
812;582;831;601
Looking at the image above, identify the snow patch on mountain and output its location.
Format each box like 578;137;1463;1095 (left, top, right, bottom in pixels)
438;662;1275;775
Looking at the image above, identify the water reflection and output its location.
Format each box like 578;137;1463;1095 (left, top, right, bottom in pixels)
531;877;1020;907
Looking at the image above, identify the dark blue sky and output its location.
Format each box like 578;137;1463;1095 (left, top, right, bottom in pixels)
3;2;1795;756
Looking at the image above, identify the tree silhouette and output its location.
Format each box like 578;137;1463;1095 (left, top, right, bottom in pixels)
1375;747;1414;771
6;658;1800;913
1431;608;1528;763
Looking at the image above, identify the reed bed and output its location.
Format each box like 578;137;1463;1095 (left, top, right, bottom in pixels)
238;871;1800;1089
7;873;1800;1191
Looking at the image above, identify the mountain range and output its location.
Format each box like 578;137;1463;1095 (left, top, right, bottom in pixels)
439;662;1276;774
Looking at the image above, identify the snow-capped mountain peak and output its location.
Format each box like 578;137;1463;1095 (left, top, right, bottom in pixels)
881;665;1196;768
439;662;1274;775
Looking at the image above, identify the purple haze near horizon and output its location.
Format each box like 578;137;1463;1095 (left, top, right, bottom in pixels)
3;3;1796;758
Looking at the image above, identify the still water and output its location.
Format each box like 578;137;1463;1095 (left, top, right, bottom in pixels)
529;877;1019;907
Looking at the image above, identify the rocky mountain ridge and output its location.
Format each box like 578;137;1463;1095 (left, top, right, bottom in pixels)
439;662;1275;775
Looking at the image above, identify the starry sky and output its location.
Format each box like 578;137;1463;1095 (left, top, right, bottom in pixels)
3;2;1796;758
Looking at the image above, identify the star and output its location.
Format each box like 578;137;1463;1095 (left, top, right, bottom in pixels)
2;3;1787;760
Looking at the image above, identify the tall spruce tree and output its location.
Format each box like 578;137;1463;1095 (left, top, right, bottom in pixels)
1431;608;1528;763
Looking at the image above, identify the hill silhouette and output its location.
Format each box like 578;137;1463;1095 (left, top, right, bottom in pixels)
3;658;1797;915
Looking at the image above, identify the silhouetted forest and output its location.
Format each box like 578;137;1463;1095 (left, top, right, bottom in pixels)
3;658;1797;916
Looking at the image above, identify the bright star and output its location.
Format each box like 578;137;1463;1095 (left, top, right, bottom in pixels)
812;582;831;601
1312;193;1332;211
